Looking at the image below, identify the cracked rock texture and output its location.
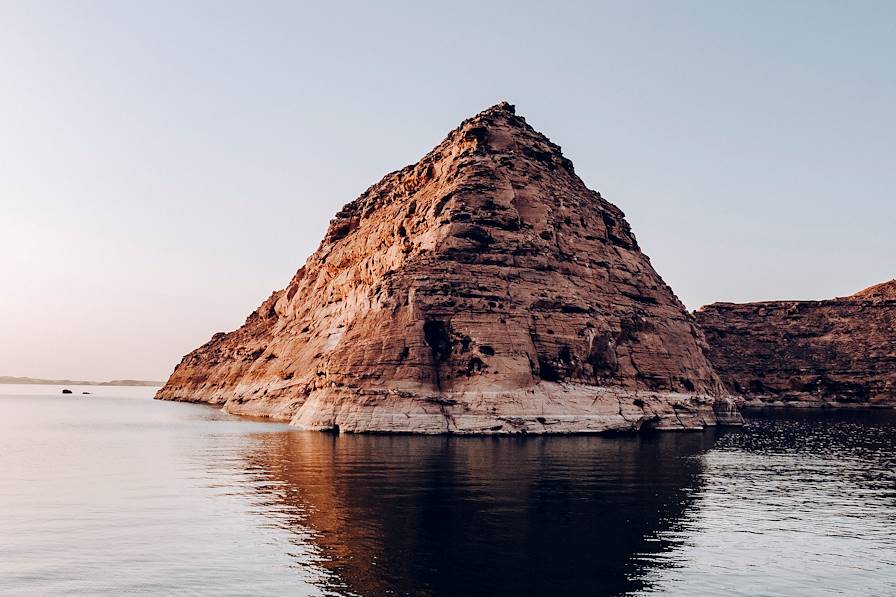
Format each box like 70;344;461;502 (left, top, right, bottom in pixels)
156;102;742;433
696;280;896;408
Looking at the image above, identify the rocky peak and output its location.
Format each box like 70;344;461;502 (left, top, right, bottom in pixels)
157;103;741;434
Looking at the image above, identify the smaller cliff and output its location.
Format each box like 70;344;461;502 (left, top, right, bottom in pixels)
695;280;896;408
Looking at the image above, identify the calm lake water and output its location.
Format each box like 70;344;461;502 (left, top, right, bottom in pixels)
1;385;894;596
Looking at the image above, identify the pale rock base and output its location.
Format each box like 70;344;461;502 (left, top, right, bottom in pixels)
213;382;743;434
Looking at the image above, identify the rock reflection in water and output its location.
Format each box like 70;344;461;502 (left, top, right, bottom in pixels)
242;431;722;596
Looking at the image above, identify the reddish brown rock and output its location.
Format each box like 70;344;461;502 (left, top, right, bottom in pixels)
156;102;742;433
696;280;896;408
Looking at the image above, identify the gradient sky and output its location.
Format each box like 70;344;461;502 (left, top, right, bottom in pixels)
2;1;893;380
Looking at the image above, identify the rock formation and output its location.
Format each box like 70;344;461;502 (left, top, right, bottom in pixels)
156;102;742;433
696;280;896;408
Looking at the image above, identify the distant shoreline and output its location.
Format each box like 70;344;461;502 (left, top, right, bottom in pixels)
0;376;163;387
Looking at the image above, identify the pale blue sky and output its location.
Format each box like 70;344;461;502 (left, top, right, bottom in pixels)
1;1;893;380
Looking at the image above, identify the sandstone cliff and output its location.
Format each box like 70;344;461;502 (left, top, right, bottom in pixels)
157;102;742;433
696;280;896;408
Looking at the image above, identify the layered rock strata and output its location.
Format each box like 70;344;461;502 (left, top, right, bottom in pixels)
696;280;896;408
157;102;742;433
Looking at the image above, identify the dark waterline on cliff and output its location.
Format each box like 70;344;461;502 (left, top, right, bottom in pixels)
1;386;894;596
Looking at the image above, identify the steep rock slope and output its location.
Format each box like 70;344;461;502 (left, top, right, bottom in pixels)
696;280;896;408
157;102;741;432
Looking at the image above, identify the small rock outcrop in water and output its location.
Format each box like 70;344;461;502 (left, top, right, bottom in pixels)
61;389;72;394
156;102;742;433
696;280;896;408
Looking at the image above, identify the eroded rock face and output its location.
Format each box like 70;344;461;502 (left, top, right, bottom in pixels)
156;102;742;433
696;280;896;408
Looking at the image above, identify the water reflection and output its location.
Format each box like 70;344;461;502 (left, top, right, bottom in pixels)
243;431;724;596
635;409;896;596
4;390;893;595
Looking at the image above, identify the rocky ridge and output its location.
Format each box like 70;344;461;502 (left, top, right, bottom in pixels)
156;102;742;433
696;280;896;408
